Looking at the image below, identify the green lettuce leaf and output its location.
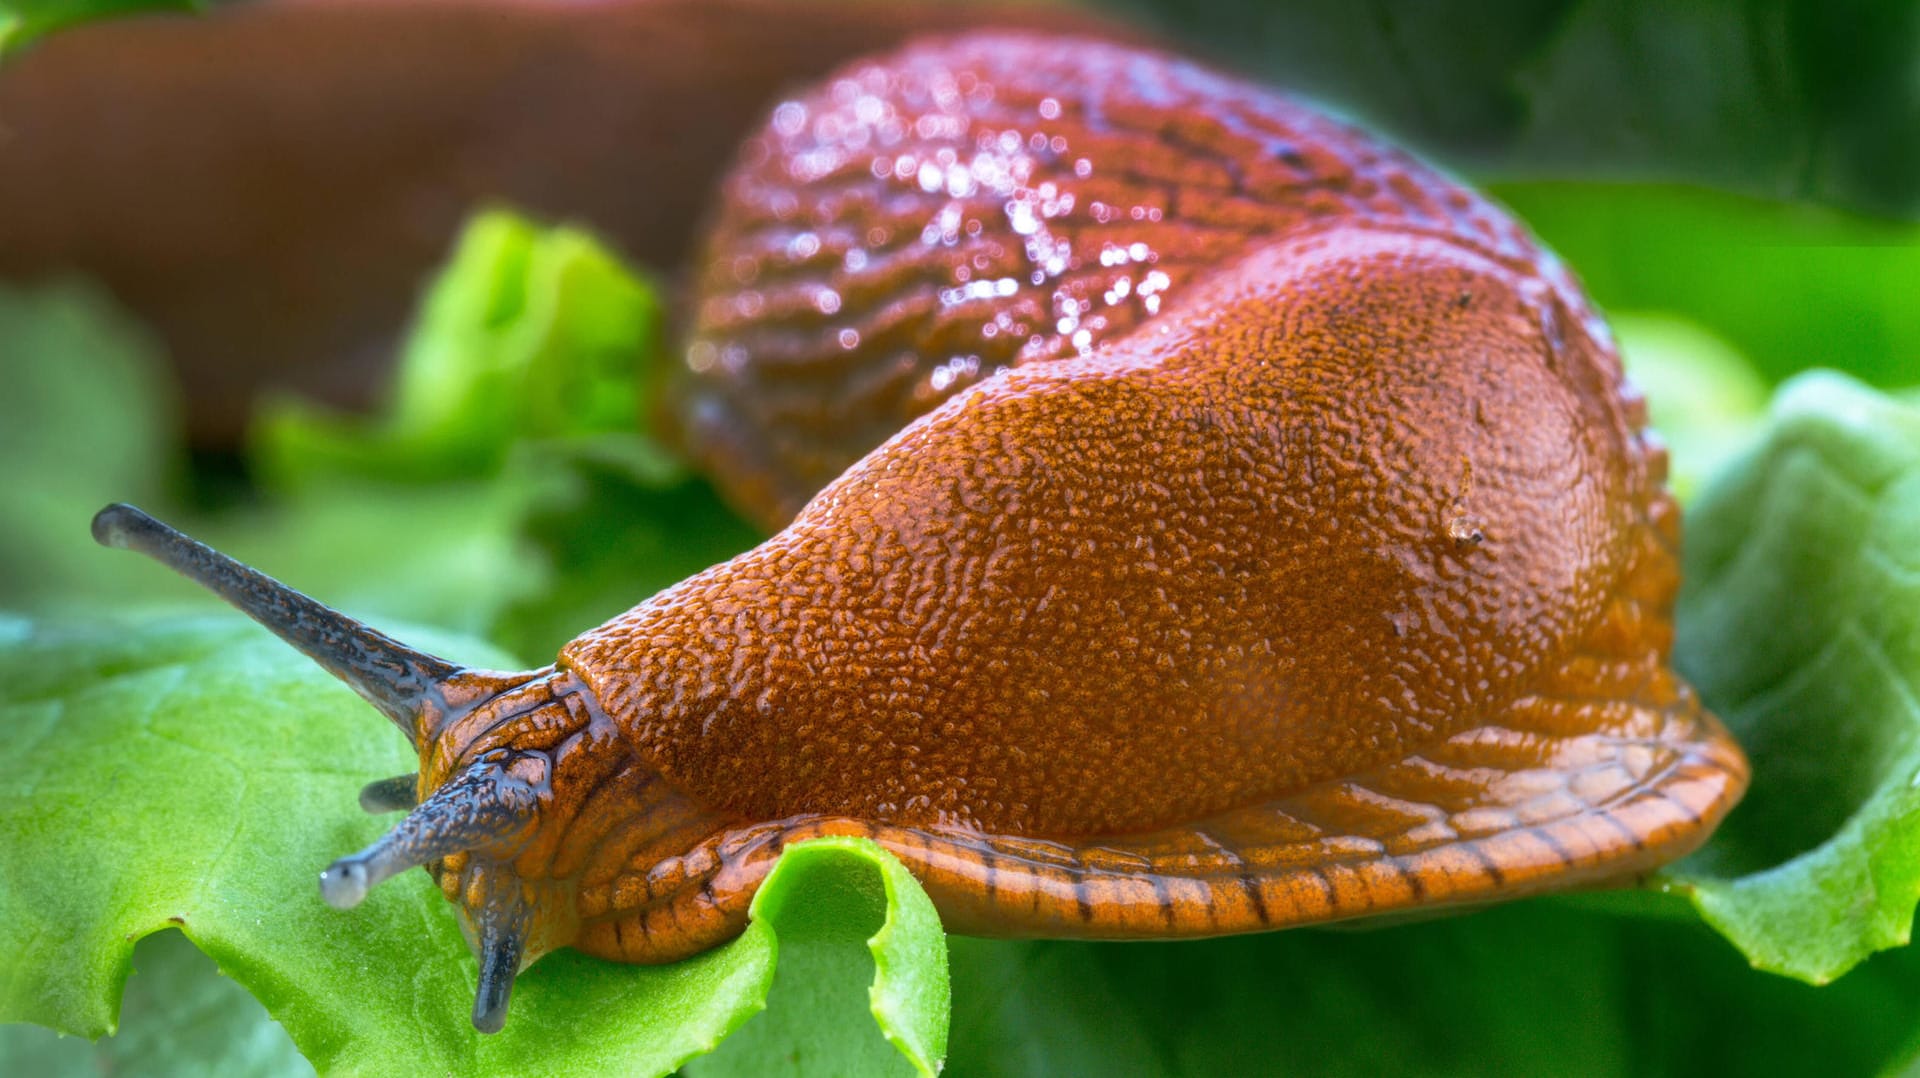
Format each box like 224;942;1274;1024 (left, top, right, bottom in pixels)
690;837;949;1078
244;208;757;659
254;208;664;490
0;615;946;1076
0;929;312;1077
1662;373;1920;983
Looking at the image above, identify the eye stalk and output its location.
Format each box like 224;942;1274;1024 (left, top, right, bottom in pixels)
90;503;459;746
92;503;569;1032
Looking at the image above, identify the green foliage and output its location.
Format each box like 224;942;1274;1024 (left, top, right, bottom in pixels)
945;908;1920;1078
252;206;757;659
1611;312;1770;503
1107;0;1920;218
0;280;551;641
1493;182;1920;388
692;838;950;1078
0;930;313;1078
482;434;760;662
255;209;665;491
0;0;195;54
0;283;183;611
1663;373;1920;983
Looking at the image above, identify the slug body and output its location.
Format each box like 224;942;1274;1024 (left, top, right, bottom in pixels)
95;33;1747;1032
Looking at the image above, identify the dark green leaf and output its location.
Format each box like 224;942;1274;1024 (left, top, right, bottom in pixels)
1097;0;1920;218
946;904;1920;1078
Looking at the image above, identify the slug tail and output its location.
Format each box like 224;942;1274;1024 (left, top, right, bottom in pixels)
90;503;460;746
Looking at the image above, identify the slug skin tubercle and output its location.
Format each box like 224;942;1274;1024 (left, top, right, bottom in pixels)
91;30;1747;1033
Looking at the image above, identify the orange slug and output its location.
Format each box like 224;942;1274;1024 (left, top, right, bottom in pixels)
93;31;1748;1034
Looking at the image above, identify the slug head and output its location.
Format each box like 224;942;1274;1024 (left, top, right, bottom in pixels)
91;504;597;1033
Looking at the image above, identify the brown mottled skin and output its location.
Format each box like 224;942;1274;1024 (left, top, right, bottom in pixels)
390;33;1750;969
601;231;1614;833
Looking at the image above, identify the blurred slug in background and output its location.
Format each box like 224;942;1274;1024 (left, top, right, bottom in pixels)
87;27;1745;1032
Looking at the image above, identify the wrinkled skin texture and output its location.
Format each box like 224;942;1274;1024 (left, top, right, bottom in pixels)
673;33;1597;530
478;34;1740;968
547;226;1741;957
594;231;1626;836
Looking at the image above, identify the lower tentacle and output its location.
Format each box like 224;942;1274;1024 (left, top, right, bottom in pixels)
470;878;531;1034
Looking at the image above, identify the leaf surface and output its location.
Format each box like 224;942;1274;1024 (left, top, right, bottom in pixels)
0;616;946;1075
1662;373;1920;983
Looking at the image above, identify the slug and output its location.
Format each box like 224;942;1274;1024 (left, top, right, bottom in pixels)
93;31;1748;1034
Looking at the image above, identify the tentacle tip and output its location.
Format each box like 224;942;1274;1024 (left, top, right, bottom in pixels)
91;503;144;549
358;774;420;814
318;859;370;909
472;974;514;1034
472;909;526;1034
